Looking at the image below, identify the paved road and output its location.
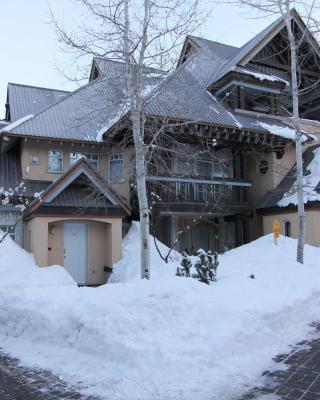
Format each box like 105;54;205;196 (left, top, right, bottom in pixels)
0;351;101;400
239;323;320;400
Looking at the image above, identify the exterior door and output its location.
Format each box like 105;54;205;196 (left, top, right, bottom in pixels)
63;223;87;284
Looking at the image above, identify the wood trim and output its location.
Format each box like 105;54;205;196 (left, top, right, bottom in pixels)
239;20;284;66
24;159;131;217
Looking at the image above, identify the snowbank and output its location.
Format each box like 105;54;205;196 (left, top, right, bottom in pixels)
0;234;75;288
111;221;179;282
0;228;320;400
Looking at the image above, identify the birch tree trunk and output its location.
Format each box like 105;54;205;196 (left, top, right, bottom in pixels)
132;113;151;279
124;0;150;278
283;5;305;263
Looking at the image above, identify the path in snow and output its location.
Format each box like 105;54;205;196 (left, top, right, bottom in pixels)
0;351;102;400
238;322;320;400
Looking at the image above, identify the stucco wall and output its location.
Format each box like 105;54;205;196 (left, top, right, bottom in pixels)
26;216;123;285
20;139;132;201
263;210;320;247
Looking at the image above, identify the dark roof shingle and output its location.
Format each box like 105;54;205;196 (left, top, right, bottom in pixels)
7;83;70;122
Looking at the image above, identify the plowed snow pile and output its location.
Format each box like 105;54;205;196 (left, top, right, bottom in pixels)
0;224;320;400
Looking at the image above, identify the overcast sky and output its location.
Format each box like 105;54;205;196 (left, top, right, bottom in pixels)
0;0;278;119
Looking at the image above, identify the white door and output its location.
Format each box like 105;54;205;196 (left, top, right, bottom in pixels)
63;223;87;284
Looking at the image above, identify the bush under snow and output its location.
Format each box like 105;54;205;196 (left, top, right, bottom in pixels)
0;226;320;399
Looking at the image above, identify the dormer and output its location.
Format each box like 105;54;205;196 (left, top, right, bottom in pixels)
177;36;199;67
208;9;320;120
209;66;289;115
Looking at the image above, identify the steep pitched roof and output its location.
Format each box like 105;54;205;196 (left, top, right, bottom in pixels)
144;43;296;136
207;9;320;87
4;11;312;142
6;83;70;122
4;60;163;142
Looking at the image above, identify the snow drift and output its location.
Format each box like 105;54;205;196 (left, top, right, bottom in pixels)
0;234;75;288
0;226;320;400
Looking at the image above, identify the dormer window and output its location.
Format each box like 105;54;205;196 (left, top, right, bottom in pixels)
209;67;287;116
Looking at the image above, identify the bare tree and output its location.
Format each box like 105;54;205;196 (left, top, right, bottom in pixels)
51;0;205;278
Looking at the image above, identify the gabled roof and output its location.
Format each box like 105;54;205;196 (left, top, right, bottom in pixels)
3;10;314;143
6;83;70;122
143;43;297;136
208;9;320;87
4;60;163;143
210;16;283;84
25;157;130;216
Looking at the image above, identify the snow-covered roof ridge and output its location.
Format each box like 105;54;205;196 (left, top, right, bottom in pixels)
0;114;34;133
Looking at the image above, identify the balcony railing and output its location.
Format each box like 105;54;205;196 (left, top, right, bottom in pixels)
145;175;251;205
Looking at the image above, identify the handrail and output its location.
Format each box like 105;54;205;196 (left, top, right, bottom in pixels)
145;175;252;187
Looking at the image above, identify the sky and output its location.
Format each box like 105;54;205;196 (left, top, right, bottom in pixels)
0;0;278;119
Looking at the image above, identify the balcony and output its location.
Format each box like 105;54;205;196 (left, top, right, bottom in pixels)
145;175;252;214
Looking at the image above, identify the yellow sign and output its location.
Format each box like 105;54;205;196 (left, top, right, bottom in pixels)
273;220;280;241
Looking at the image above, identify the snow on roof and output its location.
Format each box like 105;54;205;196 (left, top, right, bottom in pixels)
258;121;308;142
278;147;320;207
235;67;289;86
95;109;128;142
0;114;34;133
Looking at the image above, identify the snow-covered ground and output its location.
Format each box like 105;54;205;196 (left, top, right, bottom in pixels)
0;225;320;400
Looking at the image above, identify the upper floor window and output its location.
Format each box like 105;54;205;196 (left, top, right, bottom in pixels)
48;150;63;173
70;153;99;171
175;155;229;178
109;154;124;182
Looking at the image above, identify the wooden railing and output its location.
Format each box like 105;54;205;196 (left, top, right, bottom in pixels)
145;176;251;205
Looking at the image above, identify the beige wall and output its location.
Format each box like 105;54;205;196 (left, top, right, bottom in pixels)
245;140;315;206
26;216;123;285
263;210;320;247
20;139;132;201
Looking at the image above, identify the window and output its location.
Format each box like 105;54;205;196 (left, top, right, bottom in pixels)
259;160;269;175
48;150;63;173
0;226;15;241
70;153;99;171
176;157;195;175
175;154;230;178
109;154;124;182
284;221;291;237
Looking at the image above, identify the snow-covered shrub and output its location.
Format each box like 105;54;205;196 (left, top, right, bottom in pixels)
177;249;219;284
176;251;192;277
194;249;219;284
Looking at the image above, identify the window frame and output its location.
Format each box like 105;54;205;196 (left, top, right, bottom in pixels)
109;153;124;183
48;150;64;174
69;152;99;171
